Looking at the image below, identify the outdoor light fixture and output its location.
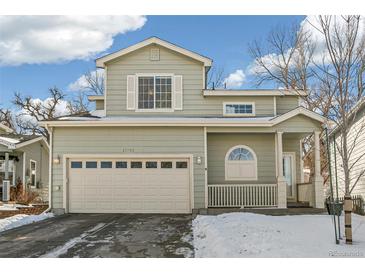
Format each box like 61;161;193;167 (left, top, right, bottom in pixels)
197;156;202;165
53;155;61;165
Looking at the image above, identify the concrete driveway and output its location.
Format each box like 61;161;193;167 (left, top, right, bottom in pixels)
0;214;193;258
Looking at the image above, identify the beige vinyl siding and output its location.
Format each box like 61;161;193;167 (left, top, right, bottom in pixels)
95;100;104;110
330;107;365;197
274;115;322;133
207;133;276;185
276;96;299;115
105;45;278;117
51;127;205;210
17;141;49;201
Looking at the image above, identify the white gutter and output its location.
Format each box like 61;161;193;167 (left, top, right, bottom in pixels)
202;89;308;97
43;126;53;213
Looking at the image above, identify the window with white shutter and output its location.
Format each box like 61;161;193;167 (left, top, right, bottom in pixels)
174;75;183;110
127;75;136;110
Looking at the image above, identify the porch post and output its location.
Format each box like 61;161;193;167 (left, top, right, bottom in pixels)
276;131;287;208
313;131;324;208
3;152;10;201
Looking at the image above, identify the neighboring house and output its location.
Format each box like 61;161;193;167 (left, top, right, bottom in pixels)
40;37;326;214
0;123;49;202
328;98;365;199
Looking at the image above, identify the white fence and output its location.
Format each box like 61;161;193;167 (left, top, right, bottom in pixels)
208;184;277;207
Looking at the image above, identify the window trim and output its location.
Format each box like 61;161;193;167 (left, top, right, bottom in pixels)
225;145;258;181
135;73;175;112
29;159;37;188
223;102;255;117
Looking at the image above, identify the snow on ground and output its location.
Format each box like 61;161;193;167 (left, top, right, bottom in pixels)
0;204;34;211
0;213;54;233
193;213;365;258
41;223;108;258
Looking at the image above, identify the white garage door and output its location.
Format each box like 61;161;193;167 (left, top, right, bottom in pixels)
67;158;191;213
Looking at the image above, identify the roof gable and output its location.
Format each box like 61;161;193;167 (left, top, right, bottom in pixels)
96;37;212;68
0;123;14;134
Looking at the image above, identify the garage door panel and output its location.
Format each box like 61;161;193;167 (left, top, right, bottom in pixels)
68;157;191;213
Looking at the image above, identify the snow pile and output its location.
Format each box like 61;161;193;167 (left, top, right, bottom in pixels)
0;213;54;233
0;204;33;211
193;213;365;257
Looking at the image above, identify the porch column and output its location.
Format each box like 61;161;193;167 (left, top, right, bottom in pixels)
3;152;10;201
312;131;324;208
276;131;287;208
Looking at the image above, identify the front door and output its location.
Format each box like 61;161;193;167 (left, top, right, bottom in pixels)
283;153;296;199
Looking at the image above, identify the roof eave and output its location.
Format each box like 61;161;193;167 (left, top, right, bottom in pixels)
96;37;212;68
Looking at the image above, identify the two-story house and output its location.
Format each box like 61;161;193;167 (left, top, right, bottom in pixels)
40;37;326;214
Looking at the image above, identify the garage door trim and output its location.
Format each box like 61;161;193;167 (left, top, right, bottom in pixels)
62;153;194;213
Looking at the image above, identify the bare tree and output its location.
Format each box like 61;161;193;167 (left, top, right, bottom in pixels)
248;21;334;183
13;87;66;139
80;70;104;95
207;66;225;89
0;108;16;131
249;23;314;91
67;91;89;115
311;15;365;244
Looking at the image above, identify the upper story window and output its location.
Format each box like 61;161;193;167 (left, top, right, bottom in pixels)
223;102;255;117
138;76;172;110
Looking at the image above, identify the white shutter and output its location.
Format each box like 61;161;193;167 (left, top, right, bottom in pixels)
127;75;136;110
174;75;183;110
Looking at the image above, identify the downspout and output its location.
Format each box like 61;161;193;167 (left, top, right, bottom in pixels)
43;125;53;213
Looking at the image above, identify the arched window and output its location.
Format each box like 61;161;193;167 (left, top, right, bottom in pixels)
225;145;257;181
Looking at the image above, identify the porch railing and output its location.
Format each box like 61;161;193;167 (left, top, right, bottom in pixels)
208;184;277;208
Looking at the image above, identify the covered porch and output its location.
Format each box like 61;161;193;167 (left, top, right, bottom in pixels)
205;115;324;209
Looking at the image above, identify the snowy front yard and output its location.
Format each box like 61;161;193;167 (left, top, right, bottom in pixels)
193;213;365;257
0;213;54;233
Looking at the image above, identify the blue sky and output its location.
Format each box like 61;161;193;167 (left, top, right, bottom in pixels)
0;15;305;109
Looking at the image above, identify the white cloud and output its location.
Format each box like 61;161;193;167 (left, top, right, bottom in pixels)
68;69;104;92
0;15;147;66
246;16;365;76
223;69;246;88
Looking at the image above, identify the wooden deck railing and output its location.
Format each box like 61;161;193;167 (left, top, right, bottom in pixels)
208;184;277;208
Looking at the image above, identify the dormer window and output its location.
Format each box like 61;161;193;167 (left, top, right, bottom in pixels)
223;102;255;117
137;75;172;110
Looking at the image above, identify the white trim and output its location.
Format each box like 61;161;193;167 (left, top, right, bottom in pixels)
87;95;104;101
29;159;37;188
135;73;175;112
203;89;307;97
202;66;206;90
48;127;53;210
273;96;277;116
299;139;304;184
104;67;107;113
223;102;256;117
22;151;26;194
0;123;14;133
62;153;195;213
224;145;258;181
283;152;296;200
275;133;278;177
0;138;16;149
40;107;326;127
96;37;212;68
15;136;49;150
203;127;208;208
271;107;326;124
